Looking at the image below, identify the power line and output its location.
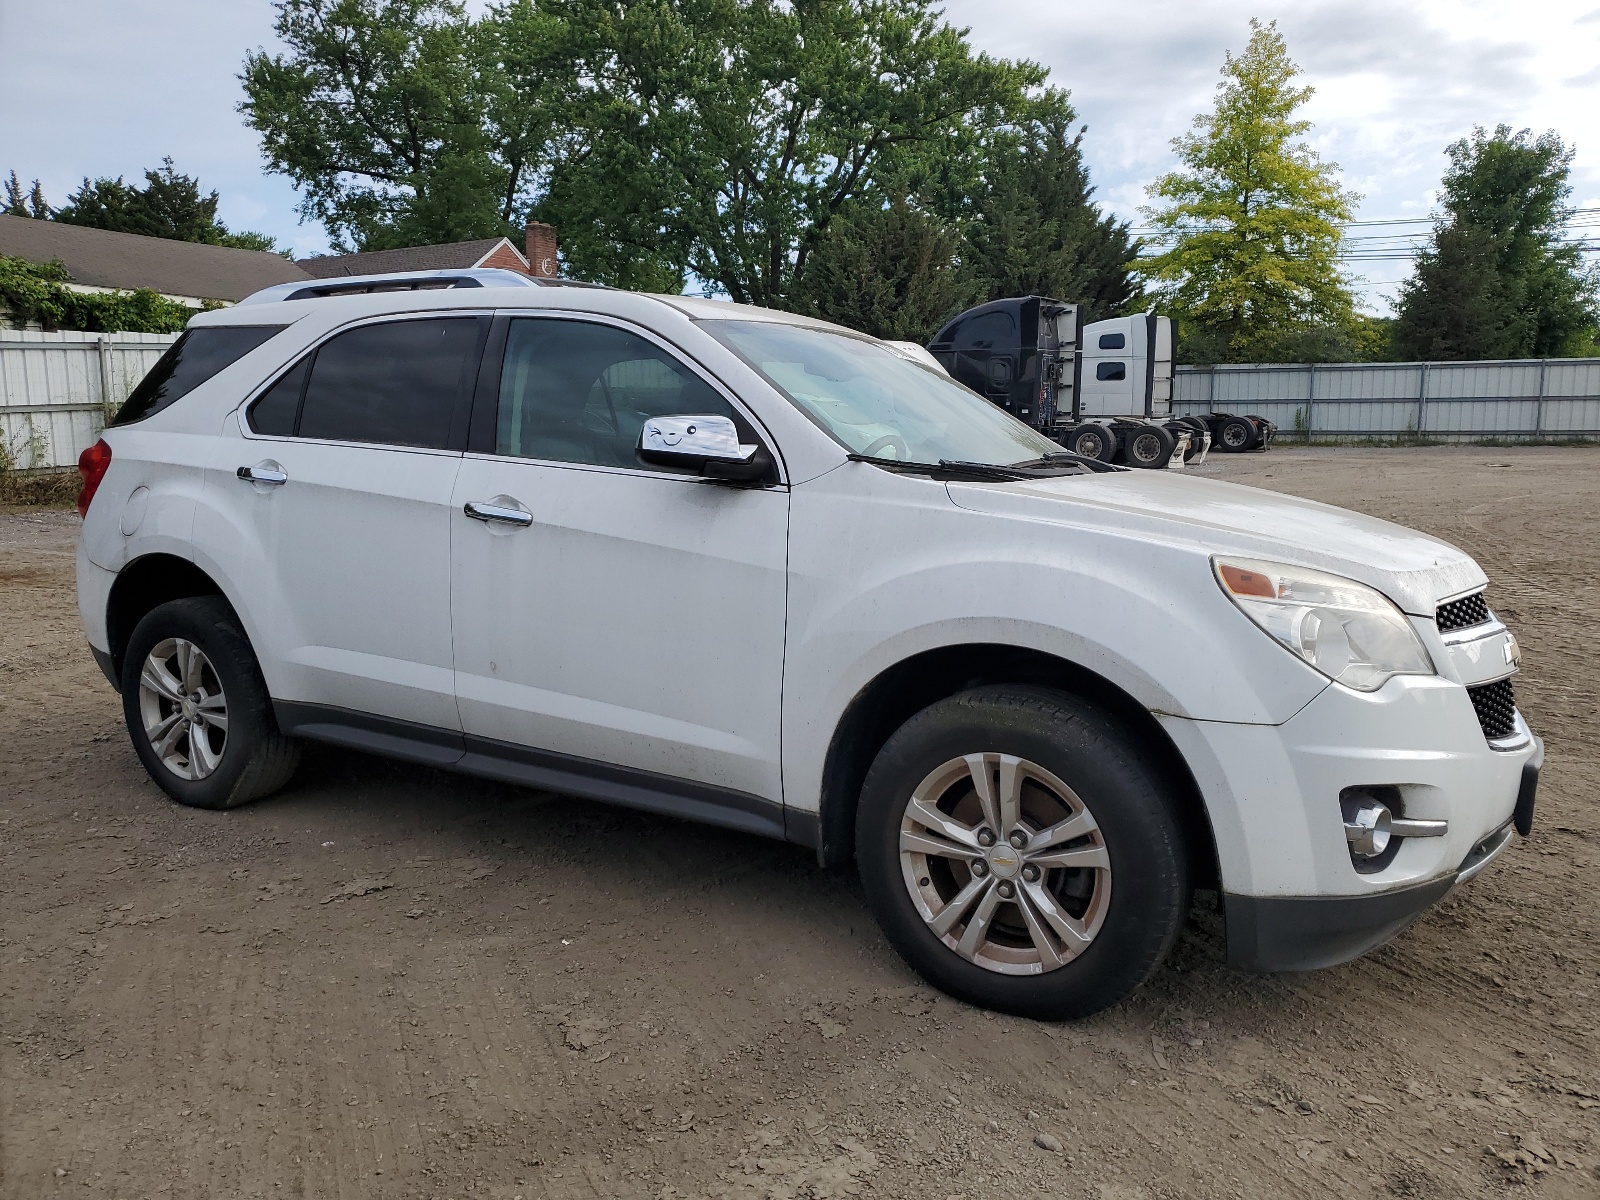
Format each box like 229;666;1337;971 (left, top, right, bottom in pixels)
1129;206;1600;238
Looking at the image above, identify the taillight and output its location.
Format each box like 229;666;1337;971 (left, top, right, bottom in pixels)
77;438;113;518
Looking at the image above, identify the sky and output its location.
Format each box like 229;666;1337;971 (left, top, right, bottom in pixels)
2;0;1598;313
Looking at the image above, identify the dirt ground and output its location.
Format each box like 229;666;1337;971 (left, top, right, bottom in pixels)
3;446;1597;1200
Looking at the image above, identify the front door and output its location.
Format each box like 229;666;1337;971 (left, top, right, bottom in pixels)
449;315;789;806
198;315;485;731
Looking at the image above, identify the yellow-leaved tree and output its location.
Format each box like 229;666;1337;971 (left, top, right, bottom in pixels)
1141;21;1363;363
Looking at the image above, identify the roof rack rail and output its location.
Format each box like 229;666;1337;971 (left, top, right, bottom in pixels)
237;268;605;306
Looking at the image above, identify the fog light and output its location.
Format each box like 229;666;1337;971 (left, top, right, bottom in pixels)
1343;796;1392;858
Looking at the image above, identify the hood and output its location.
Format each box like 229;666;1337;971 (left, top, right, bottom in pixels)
945;470;1484;616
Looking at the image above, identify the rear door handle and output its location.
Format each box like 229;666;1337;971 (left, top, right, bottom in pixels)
464;500;533;527
237;462;287;486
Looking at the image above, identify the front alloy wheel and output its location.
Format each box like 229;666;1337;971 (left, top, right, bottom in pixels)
138;638;229;780
856;686;1189;1019
900;753;1110;974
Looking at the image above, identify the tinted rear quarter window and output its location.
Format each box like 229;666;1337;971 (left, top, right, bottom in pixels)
1097;332;1126;350
246;358;310;437
112;326;286;426
294;318;483;449
1096;361;1127;381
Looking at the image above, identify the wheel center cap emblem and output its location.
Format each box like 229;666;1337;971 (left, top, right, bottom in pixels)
986;848;1021;879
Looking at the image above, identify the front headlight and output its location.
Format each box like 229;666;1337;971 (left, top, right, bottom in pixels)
1213;557;1435;692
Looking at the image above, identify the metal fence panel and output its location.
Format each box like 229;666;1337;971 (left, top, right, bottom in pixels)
8;339;1600;467
0;331;176;469
1544;359;1600;397
1173;356;1600;440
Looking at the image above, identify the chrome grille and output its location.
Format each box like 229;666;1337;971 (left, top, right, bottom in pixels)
1467;678;1517;741
1436;591;1490;632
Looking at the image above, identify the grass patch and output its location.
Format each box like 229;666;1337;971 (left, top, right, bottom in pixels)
0;467;80;510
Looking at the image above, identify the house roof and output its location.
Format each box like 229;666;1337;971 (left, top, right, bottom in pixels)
0;214;311;302
296;237;528;278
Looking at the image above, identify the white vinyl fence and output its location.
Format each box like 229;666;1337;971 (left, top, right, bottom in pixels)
0;330;178;470
1174;357;1600;440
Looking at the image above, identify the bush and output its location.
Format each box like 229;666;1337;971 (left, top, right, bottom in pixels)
0;253;202;333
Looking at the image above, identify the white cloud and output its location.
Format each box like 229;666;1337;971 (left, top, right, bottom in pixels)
0;0;326;255
941;0;1600;310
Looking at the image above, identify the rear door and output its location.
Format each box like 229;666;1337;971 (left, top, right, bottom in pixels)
197;314;487;734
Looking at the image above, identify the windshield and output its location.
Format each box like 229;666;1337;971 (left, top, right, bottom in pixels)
703;319;1062;466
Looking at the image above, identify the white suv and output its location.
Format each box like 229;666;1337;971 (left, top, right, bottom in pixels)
75;270;1542;1019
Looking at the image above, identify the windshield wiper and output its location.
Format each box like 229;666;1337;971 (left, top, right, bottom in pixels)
937;459;1045;480
848;454;1030;480
847;453;1103;481
1008;452;1124;474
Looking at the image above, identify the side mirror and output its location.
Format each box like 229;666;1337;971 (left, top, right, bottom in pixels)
637;414;770;483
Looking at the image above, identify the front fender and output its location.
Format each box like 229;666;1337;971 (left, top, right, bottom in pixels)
780;464;1329;815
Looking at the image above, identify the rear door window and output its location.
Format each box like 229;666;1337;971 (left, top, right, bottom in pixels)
112;326;286;426
267;317;484;449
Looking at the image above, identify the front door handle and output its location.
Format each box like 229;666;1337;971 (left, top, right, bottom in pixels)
464;499;533;527
237;462;287;486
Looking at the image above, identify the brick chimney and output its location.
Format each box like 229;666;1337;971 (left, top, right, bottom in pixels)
524;222;558;278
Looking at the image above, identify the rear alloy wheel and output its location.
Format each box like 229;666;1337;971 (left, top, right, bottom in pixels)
857;686;1189;1019
121;596;300;810
1125;425;1176;468
137;637;230;780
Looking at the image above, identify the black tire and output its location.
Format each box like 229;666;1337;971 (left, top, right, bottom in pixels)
121;596;300;810
1065;423;1117;462
1245;416;1275;450
856;686;1190;1020
1125;424;1176;468
1216;415;1255;452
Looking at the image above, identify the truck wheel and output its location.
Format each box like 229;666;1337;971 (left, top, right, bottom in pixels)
1125;425;1176;468
1065;423;1116;462
1217;416;1255;452
121;596;300;810
856;686;1189;1020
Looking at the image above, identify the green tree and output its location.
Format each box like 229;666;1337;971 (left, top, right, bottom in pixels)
1392;126;1599;360
243;0;1045;296
532;0;1042;303
52;159;278;251
4;172;51;219
941;91;1138;321
240;0;540;252
1141;20;1358;363
790;196;975;339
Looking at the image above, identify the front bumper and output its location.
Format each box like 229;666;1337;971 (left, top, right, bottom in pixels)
1224;749;1534;972
1158;674;1543;971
